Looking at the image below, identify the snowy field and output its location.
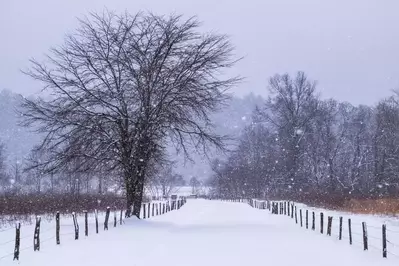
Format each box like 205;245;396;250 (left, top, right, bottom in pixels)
253;199;399;260
1;199;398;266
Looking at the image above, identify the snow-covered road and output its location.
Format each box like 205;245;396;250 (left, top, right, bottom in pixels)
3;199;397;265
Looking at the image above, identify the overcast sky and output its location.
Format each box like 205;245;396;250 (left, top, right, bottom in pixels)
1;0;399;105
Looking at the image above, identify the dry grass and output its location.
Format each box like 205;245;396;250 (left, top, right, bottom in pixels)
342;198;399;215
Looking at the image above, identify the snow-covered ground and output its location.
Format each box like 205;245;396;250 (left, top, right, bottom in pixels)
1;199;398;265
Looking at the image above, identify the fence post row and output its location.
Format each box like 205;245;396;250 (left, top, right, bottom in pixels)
13;222;21;261
33;216;41;251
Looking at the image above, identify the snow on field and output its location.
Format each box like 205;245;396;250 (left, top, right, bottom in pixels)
254;199;399;259
1;199;398;266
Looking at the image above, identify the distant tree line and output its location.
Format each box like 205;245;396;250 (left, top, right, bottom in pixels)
209;71;399;203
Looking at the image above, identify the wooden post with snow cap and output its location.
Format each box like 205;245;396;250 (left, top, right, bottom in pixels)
104;207;111;230
34;216;41;251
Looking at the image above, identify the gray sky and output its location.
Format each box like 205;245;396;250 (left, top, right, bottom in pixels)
1;0;399;105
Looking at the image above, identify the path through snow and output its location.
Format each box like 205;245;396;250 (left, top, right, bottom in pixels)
3;199;398;266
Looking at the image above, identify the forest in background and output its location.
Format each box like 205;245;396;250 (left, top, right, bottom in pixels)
210;71;399;208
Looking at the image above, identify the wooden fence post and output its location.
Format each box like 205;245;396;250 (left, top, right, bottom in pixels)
287;202;290;216
339;217;343;240
382;224;387;258
306;210;308;229
120;209;123;225
163;203;165;214
362;222;368;251
13;222;21;261
34;216;41;251
320;213;324;234
312;212;315;231
72;212;79;240
114;209;117;227
84;211;88;236
300;209;303;227
95;209;99;234
295;206;298;224
104;207;110;230
143;203;146;219
348;218;352;245
156;203;159;216
148;203;151;218
327;216;332;236
291;204;294;218
152;203;155;216
56;212;60;245
284;202;287;215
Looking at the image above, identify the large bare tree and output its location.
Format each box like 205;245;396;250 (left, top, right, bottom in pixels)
21;11;239;217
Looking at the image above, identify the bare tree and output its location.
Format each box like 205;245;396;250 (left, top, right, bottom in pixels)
21;11;239;217
262;72;319;193
146;162;183;198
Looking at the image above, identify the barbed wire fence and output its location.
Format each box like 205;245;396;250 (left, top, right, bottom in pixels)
0;198;186;262
245;198;399;260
